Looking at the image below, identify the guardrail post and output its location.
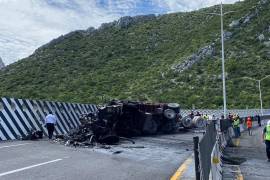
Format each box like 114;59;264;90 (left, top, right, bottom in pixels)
193;136;200;180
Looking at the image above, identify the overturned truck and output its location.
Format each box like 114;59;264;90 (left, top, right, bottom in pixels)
60;100;205;146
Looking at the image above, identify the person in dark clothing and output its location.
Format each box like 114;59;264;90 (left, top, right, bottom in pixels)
196;111;201;116
189;111;194;119
228;113;233;122
257;115;261;127
262;120;270;162
237;115;241;137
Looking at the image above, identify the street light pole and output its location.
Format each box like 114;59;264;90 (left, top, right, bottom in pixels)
258;80;263;116
243;74;270;116
202;3;234;117
220;2;227;117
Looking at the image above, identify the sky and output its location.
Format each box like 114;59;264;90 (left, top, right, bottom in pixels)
0;0;240;65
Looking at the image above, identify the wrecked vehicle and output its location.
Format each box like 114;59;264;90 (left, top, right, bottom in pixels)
55;100;205;146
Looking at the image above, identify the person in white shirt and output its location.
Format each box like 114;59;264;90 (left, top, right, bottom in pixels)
45;112;57;139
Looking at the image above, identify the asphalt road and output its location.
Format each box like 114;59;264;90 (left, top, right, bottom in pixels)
0;130;200;180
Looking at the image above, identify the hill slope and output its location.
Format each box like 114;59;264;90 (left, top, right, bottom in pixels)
0;0;270;109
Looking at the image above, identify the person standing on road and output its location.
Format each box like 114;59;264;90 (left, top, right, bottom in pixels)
196;111;201;116
233;116;240;138
257;115;261;127
228;113;232;124
237;115;241;137
246;116;252;136
45;112;57;139
262;120;270;162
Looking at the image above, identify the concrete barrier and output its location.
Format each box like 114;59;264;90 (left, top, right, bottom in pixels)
0;97;97;140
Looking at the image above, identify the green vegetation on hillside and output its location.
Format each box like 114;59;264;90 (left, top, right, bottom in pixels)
0;0;270;109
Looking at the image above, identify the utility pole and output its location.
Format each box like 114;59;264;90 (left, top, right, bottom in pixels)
220;2;227;118
259;80;263;116
243;74;270;116
202;3;234;117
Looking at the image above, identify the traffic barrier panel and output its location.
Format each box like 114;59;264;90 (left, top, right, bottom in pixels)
0;97;97;140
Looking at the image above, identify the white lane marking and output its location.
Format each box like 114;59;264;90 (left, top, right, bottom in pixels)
0;159;63;177
0;143;32;149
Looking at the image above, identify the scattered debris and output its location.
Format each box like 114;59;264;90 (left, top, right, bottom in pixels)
98;145;111;149
113;150;123;154
121;146;145;149
22;130;43;140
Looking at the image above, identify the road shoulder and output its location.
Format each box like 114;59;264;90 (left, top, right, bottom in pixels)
223;124;270;180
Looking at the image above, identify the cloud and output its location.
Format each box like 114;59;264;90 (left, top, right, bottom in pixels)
0;0;119;65
0;0;240;65
154;0;241;12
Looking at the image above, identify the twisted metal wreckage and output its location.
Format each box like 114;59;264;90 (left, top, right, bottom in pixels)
25;100;206;146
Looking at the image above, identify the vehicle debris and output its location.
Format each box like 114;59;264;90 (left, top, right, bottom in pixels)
54;100;205;147
22;130;43;140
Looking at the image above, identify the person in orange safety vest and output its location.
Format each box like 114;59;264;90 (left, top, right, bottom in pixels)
246;116;252;136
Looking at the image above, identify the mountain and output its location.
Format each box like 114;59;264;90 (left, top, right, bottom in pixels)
0;57;5;69
0;0;270;109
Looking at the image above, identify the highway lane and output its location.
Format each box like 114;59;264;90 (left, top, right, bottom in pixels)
0;131;201;180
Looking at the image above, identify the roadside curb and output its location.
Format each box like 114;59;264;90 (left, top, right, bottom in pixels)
170;155;193;180
236;166;244;180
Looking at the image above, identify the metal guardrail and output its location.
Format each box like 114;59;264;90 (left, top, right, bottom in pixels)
262;115;270;120
182;109;270;118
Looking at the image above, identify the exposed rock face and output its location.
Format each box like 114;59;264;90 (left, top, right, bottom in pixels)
100;14;156;30
86;27;95;34
242;13;256;24
0;57;5;69
171;44;215;73
229;20;240;28
171;30;233;73
263;41;270;47
116;16;134;28
258;34;265;41
224;31;233;41
172;0;269;74
230;0;269;29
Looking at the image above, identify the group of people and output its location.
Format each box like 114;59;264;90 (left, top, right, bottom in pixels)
227;113;262;137
227;113;270;162
189;111;216;121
